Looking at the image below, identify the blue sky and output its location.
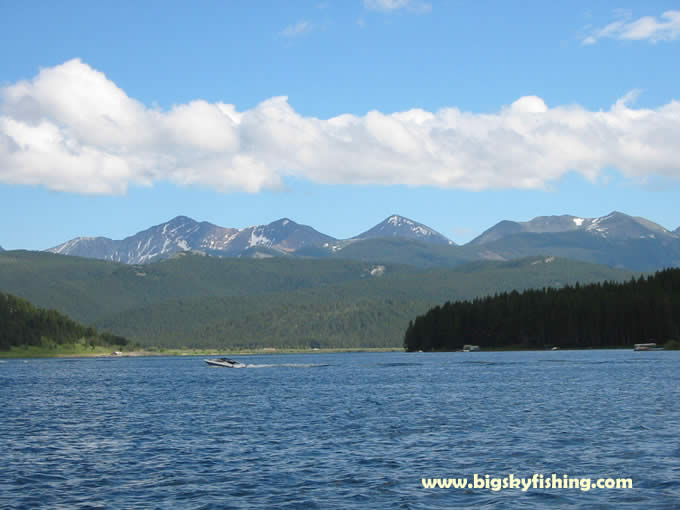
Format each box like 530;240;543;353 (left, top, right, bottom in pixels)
1;1;679;249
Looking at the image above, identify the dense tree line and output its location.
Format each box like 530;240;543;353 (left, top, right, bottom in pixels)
0;291;129;350
404;268;680;351
96;293;430;349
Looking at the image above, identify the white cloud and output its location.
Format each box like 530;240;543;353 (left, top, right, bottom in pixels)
280;21;313;37
1;59;680;194
363;0;431;13
583;10;680;44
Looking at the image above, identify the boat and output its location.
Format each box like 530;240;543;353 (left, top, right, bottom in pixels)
204;358;247;368
462;345;480;352
633;343;664;351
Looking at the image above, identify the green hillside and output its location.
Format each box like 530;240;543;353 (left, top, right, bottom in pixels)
328;238;474;267
319;232;680;271
95;256;633;348
0;291;131;352
0;250;634;349
0;250;414;323
467;232;680;271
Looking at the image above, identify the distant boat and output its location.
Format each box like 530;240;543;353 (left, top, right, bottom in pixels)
204;358;246;368
462;345;480;352
633;343;664;351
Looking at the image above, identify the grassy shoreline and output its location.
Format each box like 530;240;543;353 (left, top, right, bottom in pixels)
2;344;659;359
0;345;404;359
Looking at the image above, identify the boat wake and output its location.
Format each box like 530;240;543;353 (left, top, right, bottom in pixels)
245;363;330;369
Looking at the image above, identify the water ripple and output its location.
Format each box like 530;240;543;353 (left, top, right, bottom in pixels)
1;350;678;508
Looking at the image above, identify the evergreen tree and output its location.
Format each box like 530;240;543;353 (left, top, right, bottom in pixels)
404;269;680;351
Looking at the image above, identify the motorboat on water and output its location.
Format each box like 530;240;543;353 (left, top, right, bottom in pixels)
204;357;246;368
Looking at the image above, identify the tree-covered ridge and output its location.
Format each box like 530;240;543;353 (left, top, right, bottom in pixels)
0;250;417;324
0;250;634;349
0;291;130;351
93;256;633;349
404;268;680;351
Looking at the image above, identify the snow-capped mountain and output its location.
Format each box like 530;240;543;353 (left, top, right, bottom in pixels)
49;216;240;264
48;216;336;264
43;211;680;270
47;214;455;264
356;215;455;245
215;218;336;256
470;212;677;245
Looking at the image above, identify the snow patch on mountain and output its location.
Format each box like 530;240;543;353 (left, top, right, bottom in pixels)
388;215;412;227
248;229;272;248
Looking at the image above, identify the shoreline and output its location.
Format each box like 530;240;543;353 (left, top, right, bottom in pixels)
0;346;404;359
0;345;662;359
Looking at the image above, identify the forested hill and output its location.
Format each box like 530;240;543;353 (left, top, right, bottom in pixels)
404;268;680;351
0;292;130;351
0;250;634;349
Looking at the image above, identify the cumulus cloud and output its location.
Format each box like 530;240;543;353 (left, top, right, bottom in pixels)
363;0;431;13
1;59;680;194
583;10;680;44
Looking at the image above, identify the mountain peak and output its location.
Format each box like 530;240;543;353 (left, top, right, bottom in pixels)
386;214;409;225
357;215;455;246
269;217;297;227
585;211;672;238
471;211;676;246
163;215;199;227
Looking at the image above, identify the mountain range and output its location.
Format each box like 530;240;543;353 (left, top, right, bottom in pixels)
6;211;674;349
46;211;680;271
48;214;453;264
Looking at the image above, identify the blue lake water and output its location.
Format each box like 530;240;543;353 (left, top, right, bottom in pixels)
1;350;679;509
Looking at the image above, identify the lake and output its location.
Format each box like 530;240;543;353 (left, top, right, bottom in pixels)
1;350;678;508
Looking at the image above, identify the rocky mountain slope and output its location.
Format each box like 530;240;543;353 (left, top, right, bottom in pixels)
46;211;680;270
49;216;334;264
48;214;451;263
